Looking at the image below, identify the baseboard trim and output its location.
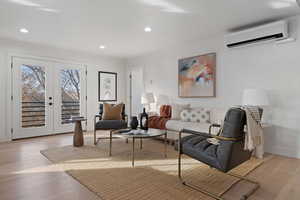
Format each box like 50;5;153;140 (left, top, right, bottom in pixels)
265;146;300;159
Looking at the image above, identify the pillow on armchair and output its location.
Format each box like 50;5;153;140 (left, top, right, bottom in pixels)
102;103;124;120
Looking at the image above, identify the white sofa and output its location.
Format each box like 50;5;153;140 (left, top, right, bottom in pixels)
165;107;228;141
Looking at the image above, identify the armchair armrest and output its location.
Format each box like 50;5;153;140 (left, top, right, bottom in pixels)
182;129;212;138
209;123;222;135
94;114;102;129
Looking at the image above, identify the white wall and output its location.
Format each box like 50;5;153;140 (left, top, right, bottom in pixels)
0;38;126;141
127;16;300;158
0;52;6;142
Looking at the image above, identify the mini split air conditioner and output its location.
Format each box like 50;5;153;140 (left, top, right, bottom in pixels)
225;21;289;48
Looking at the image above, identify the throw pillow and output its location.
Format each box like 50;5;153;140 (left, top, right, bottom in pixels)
171;104;190;120
180;107;210;123
160;105;172;118
102;103;124;120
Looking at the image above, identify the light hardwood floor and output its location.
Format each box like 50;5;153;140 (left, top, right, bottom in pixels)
0;132;300;200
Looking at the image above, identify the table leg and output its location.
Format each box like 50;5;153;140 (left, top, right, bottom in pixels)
73;121;83;147
132;137;135;167
109;130;112;156
140;138;143;150
164;132;167;158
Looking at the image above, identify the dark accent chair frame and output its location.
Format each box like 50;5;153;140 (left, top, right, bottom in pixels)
94;104;128;156
178;108;260;200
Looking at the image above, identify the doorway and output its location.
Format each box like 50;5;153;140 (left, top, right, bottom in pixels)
129;67;143;118
11;57;87;139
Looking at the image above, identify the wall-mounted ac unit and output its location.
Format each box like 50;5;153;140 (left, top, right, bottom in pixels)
225;21;288;48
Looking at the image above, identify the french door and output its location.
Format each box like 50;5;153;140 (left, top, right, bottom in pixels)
12;57;86;139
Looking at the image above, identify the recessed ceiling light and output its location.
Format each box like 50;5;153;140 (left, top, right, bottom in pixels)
99;45;106;49
19;28;29;34
144;27;152;32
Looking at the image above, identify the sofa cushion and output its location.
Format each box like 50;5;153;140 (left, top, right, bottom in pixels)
95;120;127;130
166;120;211;133
180;108;210;123
171;103;190;120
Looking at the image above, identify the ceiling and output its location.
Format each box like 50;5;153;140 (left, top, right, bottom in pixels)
0;0;299;58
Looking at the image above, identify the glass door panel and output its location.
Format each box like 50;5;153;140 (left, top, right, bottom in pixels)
12;57;54;139
21;65;46;128
60;69;81;124
53;64;86;133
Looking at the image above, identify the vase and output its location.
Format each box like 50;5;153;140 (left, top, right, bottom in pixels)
140;108;149;130
130;116;139;129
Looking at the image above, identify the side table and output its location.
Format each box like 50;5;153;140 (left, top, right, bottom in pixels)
67;117;87;147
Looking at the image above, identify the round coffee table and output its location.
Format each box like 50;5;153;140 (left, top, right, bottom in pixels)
112;128;167;167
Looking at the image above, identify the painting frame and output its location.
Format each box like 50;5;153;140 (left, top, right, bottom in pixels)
98;71;117;102
178;53;216;98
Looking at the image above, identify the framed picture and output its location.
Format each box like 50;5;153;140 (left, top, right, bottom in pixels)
178;53;216;98
98;71;117;101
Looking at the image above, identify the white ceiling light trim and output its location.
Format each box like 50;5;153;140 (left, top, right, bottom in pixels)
144;26;152;32
139;0;186;13
19;28;29;33
99;45;106;49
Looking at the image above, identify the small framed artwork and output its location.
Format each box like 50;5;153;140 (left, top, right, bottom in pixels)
178;53;216;98
98;71;117;101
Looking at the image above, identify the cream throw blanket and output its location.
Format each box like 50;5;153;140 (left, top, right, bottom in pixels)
227;106;264;158
243;107;263;148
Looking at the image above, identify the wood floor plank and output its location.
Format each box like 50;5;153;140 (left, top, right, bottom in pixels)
0;132;299;200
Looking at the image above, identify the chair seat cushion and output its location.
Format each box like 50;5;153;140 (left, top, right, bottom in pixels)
95;120;127;130
181;135;222;170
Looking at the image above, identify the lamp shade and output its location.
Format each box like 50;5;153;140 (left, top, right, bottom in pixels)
242;89;269;106
141;92;155;104
156;94;169;105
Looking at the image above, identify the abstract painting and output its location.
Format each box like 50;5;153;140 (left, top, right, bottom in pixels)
178;53;216;97
98;71;117;101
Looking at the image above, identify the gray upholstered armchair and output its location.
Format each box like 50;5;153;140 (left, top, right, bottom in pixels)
94;104;128;147
178;108;259;200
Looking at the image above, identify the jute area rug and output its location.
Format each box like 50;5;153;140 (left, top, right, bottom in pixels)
40;136;263;200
